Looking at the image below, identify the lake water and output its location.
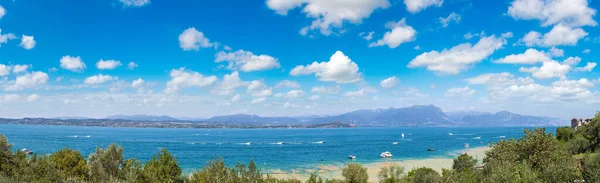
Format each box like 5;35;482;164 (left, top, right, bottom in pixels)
0;124;557;173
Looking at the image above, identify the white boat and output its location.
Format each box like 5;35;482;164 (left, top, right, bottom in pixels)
448;133;453;136
464;143;470;148
313;141;325;144
401;133;405;138
275;142;285;145
380;151;393;158
242;142;253;145
499;136;506;139
348;155;356;160
392;142;399;145
21;148;33;155
473;137;481;139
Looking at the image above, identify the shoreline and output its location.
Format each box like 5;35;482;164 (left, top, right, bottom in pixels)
268;146;490;182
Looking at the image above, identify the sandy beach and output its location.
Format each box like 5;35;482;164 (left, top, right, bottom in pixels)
269;146;490;182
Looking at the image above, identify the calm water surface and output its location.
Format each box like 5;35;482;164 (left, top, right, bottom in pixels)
0;124;557;173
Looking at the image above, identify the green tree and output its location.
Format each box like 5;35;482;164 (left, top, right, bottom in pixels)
569;134;591;154
402;167;442;183
377;164;404;183
556;126;575;142
307;172;324;183
481;161;539;183
87;143;126;182
583;153;600;182
452;153;477;172
341;163;368;183
49;148;88;180
143;148;182;183
123;158;146;183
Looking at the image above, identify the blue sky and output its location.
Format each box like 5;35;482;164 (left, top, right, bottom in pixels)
0;0;599;119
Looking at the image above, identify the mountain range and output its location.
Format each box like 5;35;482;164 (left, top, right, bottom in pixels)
103;105;566;127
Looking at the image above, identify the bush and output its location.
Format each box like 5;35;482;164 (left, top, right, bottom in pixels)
451;154;476;173
341;163;368;183
377;164;404;183
143;149;182;183
49;148;88;180
583;153;600;182
403;167;442;183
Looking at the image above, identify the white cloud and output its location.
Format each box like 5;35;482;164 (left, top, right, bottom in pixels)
246;80;273;97
408;35;506;74
439;12;460;27
574;62;596;72
404;0;443;13
5;71;49;91
519;60;571;79
507;0;597;27
165;68;217;93
501;32;514;39
127;62;139;70
519;24;588;47
131;78;144;88
493;49;551;64
19;35;36;50
290;51;362;83
0;64;9;76
359;31;375;41
96;59;122;70
275;80;301;88
549;47;564;57
60;55;86;72
582;49;591;54
211;71;248;96
380;76;399;88
311;85;341;94
251;97;266;104
231;94;241;102
179;27;214;51
12;65;30;73
120;0;150;7
0;29;17;46
309;95;321;100
4;94;20;102
463;31;485;40
277;89;305;99
0;5;5;20
283;102;300;108
403;87;427;97
414;45;420;50
343;87;377;97
369;18;416;48
266;0;391;36
215;50;280;72
27;94;40;102
84;74;116;85
445;86;476;97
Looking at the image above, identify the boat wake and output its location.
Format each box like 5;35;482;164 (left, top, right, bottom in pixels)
68;135;91;138
312;141;325;144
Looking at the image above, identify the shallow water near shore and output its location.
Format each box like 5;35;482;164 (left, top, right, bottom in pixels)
0;124;556;175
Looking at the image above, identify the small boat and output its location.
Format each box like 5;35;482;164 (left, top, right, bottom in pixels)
243;142;253;145
313;141;325;144
428;148;435;151
401;133;405;138
380;151;393;158
21;148;33;155
275;142;285;145
348;155;356;160
448;133;453;136
464;143;470;148
392;142;399;145
499;136;506;139
473;137;481;139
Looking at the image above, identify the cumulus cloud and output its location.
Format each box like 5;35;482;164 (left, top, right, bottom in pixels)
60;55;86;72
19;35;36;50
231;94;241;102
165;68;217;93
493;49;551;64
402;87;428;97
369;18;416;48
127;62;138;70
463;31;485;40
266;0;391;36
290;51;362;83
5;71;49;91
507;0;597;27
120;0;150;7
439;12;460;27
408;35;506;74
210;71;248;96
549;47;564;57
519;24;588;47
26;94;40;102
582;49;591;54
359;32;375;41
574;62;597;72
12;65;30;74
131;78;144;88
519;59;572;79
0;29;17;47
4;94;20;102
0;5;5;20
84;74;116;85
246;80;273;97
215;50;280;72
251;97;266;104
343;87;377;97
96;59;122;70
311;85;341;94
179;28;214;51
445;86;476;97
0;64;9;76
404;0;443;13
276;89;305;99
380;76;399;88
275;80;301;88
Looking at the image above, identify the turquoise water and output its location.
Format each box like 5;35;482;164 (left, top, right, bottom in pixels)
0;124;557;173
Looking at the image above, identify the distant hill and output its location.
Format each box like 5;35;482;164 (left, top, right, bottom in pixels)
105;115;179;121
206;114;300;125
309;105;452;126
456;111;566;126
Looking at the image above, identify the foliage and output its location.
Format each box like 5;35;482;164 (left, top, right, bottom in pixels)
87;143;126;182
188;157;302;183
451;153;476;173
402;167;442;183
481;161;539;183
583;153;600;182
143;148;182;183
341;163;368;183
556;126;575;142
49;148;88;180
377;164;404;183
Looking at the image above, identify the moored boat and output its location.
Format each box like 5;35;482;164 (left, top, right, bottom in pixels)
348;155;356;160
380;151;393;158
428;148;435;151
